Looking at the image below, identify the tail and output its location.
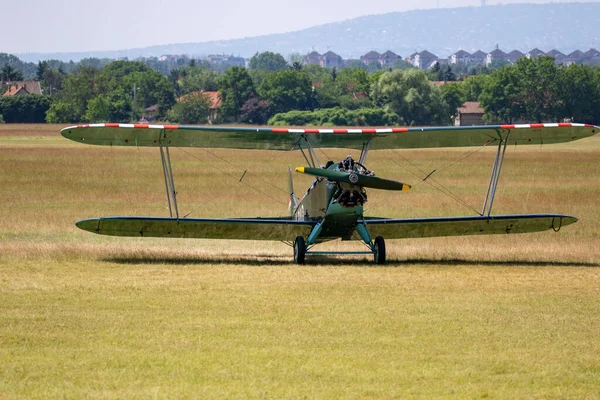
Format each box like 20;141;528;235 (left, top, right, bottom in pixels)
288;166;298;216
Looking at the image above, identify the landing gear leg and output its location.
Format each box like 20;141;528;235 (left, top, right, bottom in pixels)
294;236;306;265
373;236;386;265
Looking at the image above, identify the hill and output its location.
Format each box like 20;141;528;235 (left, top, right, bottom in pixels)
16;2;600;62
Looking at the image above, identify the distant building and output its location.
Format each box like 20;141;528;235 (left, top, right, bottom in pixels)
506;50;525;64
143;104;159;122
486;49;508;65
405;52;418;65
471;50;487;64
304;51;322;66
455;102;486;126
526;48;546;59
450;50;474;64
379;50;402;65
546;49;566;60
360;51;381;65
206;54;245;67
413;50;438;69
3;81;42;96
320;51;343;68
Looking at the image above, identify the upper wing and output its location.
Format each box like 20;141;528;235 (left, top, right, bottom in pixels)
61;123;598;150
361;214;576;239
76;216;315;241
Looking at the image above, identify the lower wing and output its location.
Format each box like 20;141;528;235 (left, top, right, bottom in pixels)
76;217;315;241
360;214;576;239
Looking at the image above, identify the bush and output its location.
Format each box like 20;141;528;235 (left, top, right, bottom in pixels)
0;113;4;123
0;95;52;123
268;107;401;126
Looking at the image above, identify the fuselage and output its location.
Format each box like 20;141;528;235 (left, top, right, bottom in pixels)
292;163;367;242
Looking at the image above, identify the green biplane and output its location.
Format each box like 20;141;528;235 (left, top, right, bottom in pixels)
62;122;598;264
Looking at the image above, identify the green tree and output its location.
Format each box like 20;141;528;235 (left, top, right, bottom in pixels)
240;97;271;125
371;69;449;126
179;66;218;94
479;66;523;124
168;93;211;124
558;64;600;124
462;74;490;102
514;56;561;122
259;69;313;114
1;65;24;82
441;82;465;123
46;66;99;122
249;52;288;71
0;95;51;123
217;67;255;121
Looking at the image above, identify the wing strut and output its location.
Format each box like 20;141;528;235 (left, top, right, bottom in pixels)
159;132;179;218
481;132;509;216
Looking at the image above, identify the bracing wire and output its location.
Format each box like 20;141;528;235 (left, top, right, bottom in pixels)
391;149;482;215
175;147;287;208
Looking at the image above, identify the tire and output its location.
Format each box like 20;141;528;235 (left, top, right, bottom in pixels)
373;236;386;265
294;236;306;265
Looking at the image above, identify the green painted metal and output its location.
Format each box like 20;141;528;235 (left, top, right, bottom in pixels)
361;214;577;239
355;224;373;246
61;124;599;150
306;251;374;255
298;167;410;191
307;222;324;245
76;217;315;241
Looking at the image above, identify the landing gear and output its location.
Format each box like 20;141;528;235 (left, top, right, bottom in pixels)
373;236;386;265
294;236;306;265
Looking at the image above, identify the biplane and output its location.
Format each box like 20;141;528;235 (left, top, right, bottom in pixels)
61;122;598;264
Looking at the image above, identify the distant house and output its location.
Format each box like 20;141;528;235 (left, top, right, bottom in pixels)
379;50;402;65
449;50;473;64
506;50;525;64
526;48;546;59
584;48;600;58
177;91;222;124
206;54;245;67
546;49;566;60
413;50;438;69
304;51;322;66
471;50;487;64
563;50;586;66
3;81;42;96
428;58;448;70
486;49;508;65
360;51;381;65
144;104;159;122
455;102;486;126
320;51;343;68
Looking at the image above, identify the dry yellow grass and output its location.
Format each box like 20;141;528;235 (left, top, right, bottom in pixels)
1;124;599;398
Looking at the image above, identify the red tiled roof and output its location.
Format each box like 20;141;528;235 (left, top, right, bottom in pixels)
458;101;485;114
3;81;42;96
177;91;221;109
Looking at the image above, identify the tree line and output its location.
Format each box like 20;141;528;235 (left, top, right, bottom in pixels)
1;52;599;126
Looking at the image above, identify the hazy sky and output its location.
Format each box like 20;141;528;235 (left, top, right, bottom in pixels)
3;0;597;54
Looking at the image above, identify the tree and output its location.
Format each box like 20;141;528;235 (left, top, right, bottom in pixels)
46;66;99;122
249;51;288;71
371;69;449;126
441;82;465;123
217;67;255;121
479;66;524;124
0;95;51;123
36;61;48;81
513;56;561;122
462;74;490;102
258;69;313;114
168;92;211;124
1;65;24;82
558;64;600;124
179;66;218;94
240;97;271;125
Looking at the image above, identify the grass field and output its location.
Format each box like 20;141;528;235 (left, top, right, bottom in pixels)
1;124;599;398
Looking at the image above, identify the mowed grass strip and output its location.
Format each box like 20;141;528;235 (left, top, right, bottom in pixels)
0;125;599;398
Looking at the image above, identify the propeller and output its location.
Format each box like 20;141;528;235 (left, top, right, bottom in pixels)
296;167;411;191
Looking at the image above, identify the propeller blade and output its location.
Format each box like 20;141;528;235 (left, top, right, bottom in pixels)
295;167;411;191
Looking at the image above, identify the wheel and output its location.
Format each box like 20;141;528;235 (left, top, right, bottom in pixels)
294;236;306;265
373;236;386;265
